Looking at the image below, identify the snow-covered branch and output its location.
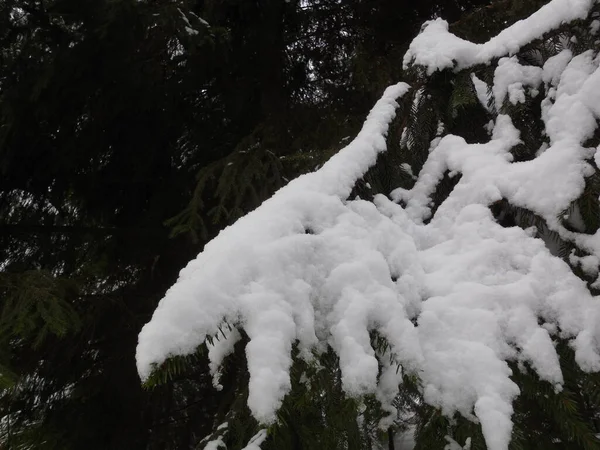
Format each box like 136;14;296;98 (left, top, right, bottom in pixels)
137;2;600;449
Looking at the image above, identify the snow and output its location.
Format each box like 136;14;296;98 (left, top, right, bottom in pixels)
569;252;600;276
493;57;542;109
542;50;573;86
201;423;228;450
394;426;416;450
404;0;593;74
178;8;193;27
445;436;471;450
471;74;492;112
241;430;267;450
207;327;241;390
400;163;417;180
204;438;226;450
178;7;208;35
136;82;412;422
137;2;600;450
189;10;210;27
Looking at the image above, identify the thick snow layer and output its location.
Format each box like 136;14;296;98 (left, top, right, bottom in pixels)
403;0;593;74
136;82;412;422
138;3;600;450
493;57;542;110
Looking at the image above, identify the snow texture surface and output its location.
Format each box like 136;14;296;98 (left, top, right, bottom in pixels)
137;82;412;422
138;2;600;450
403;0;593;74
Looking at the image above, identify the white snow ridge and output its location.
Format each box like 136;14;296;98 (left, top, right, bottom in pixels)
137;1;600;450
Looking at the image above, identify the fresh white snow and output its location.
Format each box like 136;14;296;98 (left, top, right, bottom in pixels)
136;82;412;423
403;0;593;74
138;2;600;450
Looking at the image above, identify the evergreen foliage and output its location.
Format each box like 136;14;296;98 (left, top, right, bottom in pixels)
5;0;599;449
